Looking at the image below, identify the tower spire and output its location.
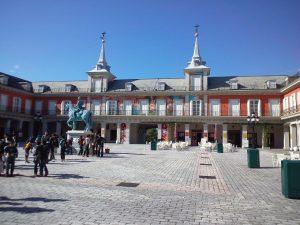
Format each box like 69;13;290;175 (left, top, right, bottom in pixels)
96;32;110;72
189;24;203;67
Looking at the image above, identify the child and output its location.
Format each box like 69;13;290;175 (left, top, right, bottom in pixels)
24;140;33;163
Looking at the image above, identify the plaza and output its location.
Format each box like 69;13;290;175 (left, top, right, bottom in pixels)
1;145;300;225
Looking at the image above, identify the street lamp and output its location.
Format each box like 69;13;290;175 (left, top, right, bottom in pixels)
34;112;43;137
247;112;259;148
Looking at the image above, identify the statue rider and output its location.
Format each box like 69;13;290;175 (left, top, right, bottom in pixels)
74;97;85;119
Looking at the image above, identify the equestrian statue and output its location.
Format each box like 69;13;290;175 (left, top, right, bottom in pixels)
65;97;93;132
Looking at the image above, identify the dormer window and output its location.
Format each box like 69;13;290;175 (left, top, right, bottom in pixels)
230;80;238;90
65;84;74;92
125;82;133;91
158;82;166;91
37;85;49;93
19;82;31;91
0;75;8;85
266;80;276;89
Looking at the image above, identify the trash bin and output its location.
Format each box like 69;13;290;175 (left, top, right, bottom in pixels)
217;143;223;153
151;141;157;151
281;160;300;199
247;148;260;168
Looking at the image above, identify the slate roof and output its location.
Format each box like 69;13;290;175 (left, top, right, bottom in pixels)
0;72;33;92
30;74;288;93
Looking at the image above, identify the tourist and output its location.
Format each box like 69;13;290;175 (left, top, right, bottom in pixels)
78;135;84;155
83;135;90;157
4;140;18;177
23;139;33;163
59;136;66;162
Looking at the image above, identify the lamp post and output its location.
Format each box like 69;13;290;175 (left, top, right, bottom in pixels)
247;112;259;148
34;112;43;138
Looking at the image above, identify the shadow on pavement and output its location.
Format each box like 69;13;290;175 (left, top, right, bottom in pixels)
49;173;89;179
0;207;55;214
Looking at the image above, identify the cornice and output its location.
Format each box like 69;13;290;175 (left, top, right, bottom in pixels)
0;85;34;96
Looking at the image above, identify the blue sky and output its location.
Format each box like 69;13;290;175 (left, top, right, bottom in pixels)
0;0;299;82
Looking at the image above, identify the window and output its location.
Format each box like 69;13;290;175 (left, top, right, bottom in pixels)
61;100;71;115
106;100;117;115
191;75;201;90
289;94;296;112
12;97;22;113
269;99;280;116
266;80;276;89
123;100;132;115
191;100;202;116
140;99;149;115
0;94;8;111
156;99;166;116
65;84;73;92
91;100;101;115
229;99;240;116
0;75;8;85
210;99;220;116
125;83;133;91
48;100;57;115
173;99;183;116
230;81;238;90
35;100;43;113
158;82;165;91
93;79;102;92
283;97;288;113
25;99;32;114
247;99;261;116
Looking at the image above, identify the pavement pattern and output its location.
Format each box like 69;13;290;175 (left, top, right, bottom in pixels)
0;144;300;225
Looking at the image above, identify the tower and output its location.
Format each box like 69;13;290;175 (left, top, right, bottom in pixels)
184;25;210;91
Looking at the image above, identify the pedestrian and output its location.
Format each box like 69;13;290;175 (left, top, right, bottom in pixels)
59;136;66;162
78;135;84;155
33;140;42;176
4;140;18;177
0;138;8;176
23;139;33;163
83;135;90;157
48;134;55;161
39;140;49;176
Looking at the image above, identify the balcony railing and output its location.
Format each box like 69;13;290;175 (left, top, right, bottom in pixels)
0;104;286;118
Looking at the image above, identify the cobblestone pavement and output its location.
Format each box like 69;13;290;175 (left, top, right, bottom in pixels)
0;145;300;225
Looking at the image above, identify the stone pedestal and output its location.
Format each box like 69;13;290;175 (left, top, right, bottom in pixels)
66;130;92;151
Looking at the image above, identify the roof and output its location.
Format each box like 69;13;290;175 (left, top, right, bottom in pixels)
0;72;33;92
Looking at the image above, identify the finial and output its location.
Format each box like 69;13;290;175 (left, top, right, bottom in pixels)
101;32;106;43
194;24;199;37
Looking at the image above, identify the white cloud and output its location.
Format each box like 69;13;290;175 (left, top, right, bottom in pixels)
13;64;20;69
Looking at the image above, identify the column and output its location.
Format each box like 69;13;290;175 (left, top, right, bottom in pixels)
203;95;208;116
157;123;162;140
28;121;34;139
56;121;61;136
18;120;24;139
242;125;248;148
184;95;190;116
184;123;190;145
101;123;106;138
203;124;208;142
222;124;228;144
297;124;300;148
123;122;130;144
290;124;297;150
116;122;121;144
283;125;290;150
5;119;11;134
42;121;48;134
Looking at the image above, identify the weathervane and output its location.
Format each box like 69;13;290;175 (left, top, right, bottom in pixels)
101;32;106;43
195;24;199;36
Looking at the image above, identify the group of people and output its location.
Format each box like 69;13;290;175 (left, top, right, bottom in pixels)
0;131;106;177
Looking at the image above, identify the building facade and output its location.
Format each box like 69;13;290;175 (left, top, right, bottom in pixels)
0;30;298;149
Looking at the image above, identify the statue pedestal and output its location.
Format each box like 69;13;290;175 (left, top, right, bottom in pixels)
66;130;92;151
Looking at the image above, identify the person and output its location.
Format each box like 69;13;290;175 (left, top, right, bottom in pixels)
59;136;66;162
96;135;105;157
83;135;90;157
4;140;18;177
0;138;8;176
33;140;42;176
23;139;33;163
39;140;49;176
78;135;84;155
74;96;85;119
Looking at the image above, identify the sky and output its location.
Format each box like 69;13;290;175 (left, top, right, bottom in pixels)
0;0;299;82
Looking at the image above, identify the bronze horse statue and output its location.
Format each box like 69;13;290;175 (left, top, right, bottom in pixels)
65;103;92;132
